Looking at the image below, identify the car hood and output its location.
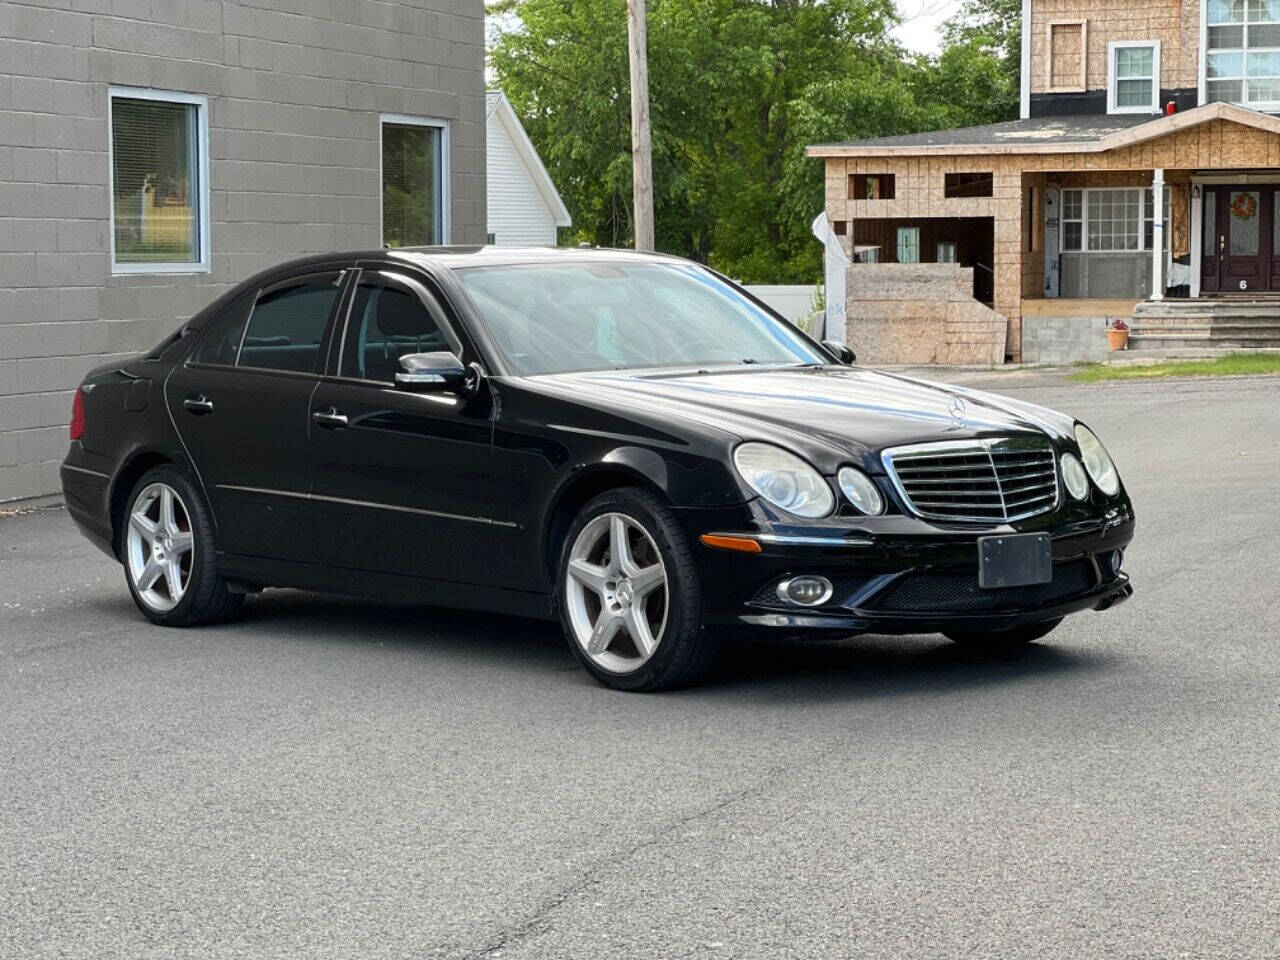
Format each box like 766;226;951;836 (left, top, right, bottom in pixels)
534;365;1075;472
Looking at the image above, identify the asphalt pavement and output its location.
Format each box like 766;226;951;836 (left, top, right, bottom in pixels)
2;371;1278;959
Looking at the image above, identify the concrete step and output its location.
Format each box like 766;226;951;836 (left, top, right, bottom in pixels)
1127;334;1212;350
1135;300;1280;320
1129;323;1212;336
1116;344;1280;358
1128;333;1280;350
1209;323;1280;338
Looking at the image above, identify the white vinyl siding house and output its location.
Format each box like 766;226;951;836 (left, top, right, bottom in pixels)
485;91;571;245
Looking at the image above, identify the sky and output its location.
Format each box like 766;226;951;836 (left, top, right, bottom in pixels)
892;0;962;54
484;0;963;58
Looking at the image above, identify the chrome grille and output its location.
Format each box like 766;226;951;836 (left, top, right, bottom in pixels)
882;436;1059;523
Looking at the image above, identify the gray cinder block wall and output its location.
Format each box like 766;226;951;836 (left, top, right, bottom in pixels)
0;0;486;502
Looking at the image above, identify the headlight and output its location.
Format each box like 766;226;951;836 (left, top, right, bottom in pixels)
837;466;885;516
732;443;834;518
1060;452;1089;500
1073;424;1121;496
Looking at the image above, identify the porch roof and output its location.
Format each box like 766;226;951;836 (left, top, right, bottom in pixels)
807;102;1280;158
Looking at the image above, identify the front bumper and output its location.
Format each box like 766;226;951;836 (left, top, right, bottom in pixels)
681;497;1135;637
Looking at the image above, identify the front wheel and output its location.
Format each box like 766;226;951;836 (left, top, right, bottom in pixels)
557;488;715;691
122;466;243;626
944;617;1063;650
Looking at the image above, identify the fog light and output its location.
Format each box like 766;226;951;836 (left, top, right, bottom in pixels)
1111;548;1124;573
778;576;833;607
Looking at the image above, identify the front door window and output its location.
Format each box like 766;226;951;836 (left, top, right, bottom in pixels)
1228;190;1261;256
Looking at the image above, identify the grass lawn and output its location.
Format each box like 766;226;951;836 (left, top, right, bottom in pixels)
1069;352;1280;383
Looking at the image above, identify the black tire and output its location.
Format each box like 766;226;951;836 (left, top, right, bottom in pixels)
555;487;715;692
120;465;243;627
944;617;1063;650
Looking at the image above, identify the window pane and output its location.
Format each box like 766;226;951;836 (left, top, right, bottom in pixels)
1204;192;1217;249
1248;22;1280;44
382;122;443;248
1273;193;1280;253
111;97;199;264
936;242;957;263
1062;189;1082;219
1249;78;1280;101
1208;79;1245;102
192;297;251;366
1248;51;1280;75
1117;79;1153;106
896;227;920;263
339;284;448;381
1208;0;1245;23
1208;52;1246;78
1063;221;1082;251
1209;24;1245;47
1248;0;1280;21
238;278;341;373
1228;191;1260;256
1085;188;1141;251
1116;47;1153;78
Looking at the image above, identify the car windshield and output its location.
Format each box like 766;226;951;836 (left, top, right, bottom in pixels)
455;260;826;375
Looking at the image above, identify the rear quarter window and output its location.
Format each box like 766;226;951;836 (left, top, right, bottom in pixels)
190;294;253;366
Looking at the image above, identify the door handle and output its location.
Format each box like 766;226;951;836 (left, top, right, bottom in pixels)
183;395;214;415
312;407;349;430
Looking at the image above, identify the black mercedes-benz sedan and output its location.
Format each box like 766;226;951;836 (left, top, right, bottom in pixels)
60;247;1134;691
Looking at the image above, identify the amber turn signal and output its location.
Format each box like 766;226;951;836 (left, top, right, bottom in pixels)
698;533;763;554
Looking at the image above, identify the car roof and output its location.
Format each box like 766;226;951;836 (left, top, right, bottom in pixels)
255;246;688;275
384;245;689;271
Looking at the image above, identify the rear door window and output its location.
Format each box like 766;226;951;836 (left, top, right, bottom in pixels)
237;274;343;374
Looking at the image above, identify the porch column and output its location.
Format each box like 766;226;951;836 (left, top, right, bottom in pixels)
1151;169;1165;301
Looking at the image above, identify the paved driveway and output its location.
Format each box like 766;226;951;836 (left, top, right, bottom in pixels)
2;373;1277;959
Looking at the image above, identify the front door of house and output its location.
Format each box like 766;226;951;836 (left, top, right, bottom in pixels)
1202;186;1275;293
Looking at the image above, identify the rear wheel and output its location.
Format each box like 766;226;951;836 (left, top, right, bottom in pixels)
944;617;1062;650
557;488;714;691
122;466;243;626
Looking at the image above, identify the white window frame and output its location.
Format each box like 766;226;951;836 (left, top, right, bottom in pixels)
1199;0;1280;111
1061;189;1085;251
1059;187;1169;253
1108;41;1161;114
379;113;451;247
107;86;211;275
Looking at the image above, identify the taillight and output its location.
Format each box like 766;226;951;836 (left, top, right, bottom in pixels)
69;387;86;441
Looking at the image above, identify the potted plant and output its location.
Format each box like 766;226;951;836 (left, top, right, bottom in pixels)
1107;318;1130;351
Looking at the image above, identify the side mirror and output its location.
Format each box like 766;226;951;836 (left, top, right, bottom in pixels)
822;340;856;365
395;351;469;392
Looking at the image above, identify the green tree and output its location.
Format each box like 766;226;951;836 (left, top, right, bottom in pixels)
934;0;1022;122
489;0;1017;283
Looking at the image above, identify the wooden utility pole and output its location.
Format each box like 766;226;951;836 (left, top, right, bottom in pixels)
626;0;654;251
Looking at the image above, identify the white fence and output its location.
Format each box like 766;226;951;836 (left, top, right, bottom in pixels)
744;284;821;331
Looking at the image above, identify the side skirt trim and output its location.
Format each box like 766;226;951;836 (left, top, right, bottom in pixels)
215;483;522;531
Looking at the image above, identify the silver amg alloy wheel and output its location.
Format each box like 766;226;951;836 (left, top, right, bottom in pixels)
125;482;194;613
564;511;669;674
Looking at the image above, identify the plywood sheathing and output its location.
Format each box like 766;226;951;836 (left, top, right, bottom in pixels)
1030;0;1199;96
824;117;1280;360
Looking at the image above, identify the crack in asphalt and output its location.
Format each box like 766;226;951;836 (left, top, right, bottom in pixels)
466;746;839;959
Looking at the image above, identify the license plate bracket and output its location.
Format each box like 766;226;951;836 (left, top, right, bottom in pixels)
978;533;1053;589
